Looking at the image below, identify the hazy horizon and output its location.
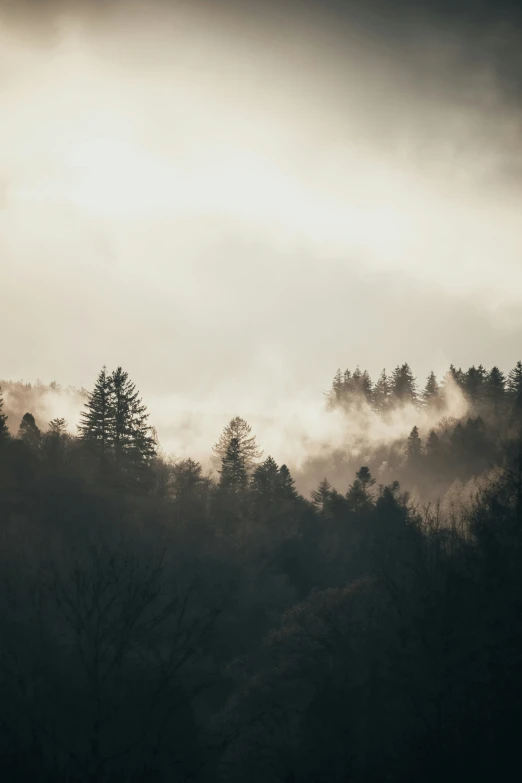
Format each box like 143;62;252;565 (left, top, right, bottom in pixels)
2;0;522;452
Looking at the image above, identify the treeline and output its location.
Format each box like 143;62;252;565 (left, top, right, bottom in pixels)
1;364;522;781
326;361;522;414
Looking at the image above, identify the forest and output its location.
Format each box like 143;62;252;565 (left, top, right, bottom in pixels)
1;359;522;782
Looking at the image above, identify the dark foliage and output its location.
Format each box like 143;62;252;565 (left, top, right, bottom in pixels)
1;361;522;781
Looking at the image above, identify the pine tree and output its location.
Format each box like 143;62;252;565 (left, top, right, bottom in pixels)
79;366;156;479
42;418;69;469
346;467;375;511
422;371;440;408
219;437;248;493
213;417;262;474
507;361;522;416
278;464;299;501
485;366;506;416
391;364;417;405
0;387;8;441
464;365;485;405
251;456;281;517
110;367;157;476
406;426;422;461
311;478;332;512
359;370;373;403
373;369;390;413
78;366;113;463
325;369;343;409
342;369;353;400
449;364;465;388
425;429;441;459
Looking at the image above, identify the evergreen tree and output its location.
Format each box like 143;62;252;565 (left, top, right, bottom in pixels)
78;366;114;463
507;361;522;415
391;364;417;405
311;478;332;512
333;369;343;404
346;467;375;512
373;369;390;413
0;387;8;441
342;369;353;400
425;429;441;459
355;466;376;492
110;367;157;476
448;363;465;388
422;371;440;408
219;437;248;493
251;456;280;501
464;365;486;405
351;367;362;397
278;464;299;501
406;425;422;462
485;366;506;415
360;370;373;403
79;366;156;479
42;418;70;469
213;417;262;474
18;412;41;451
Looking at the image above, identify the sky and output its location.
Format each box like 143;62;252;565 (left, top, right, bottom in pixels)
1;0;522;458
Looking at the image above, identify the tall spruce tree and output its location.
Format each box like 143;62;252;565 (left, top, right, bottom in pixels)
110;367;156;475
78;366;114;463
373;369;390;413
485;366;506;416
311;478;332;512
422;371;440;408
346;467;375;511
278;464;299;501
391;363;417;405
464;365;486;405
79;366;156;478
406;426;423;462
219;437;248;493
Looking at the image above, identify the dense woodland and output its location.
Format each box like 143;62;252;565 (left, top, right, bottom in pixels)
1;360;522;781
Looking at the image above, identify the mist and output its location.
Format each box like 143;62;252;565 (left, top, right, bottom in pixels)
2;0;522;415
4;3;522;781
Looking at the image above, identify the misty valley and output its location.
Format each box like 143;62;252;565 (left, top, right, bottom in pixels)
1;361;522;782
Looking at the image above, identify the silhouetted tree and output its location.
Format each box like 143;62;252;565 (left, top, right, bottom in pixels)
311;478;332;512
407;425;422;462
373;369;391;412
485;366;506;416
391;363;417;405
78;366;114;466
346;467;375;511
42;418;70;470
219;437;248;492
110;367;156;479
18;412;41;451
213;416;262;474
464;365;486;405
278;464;298;501
422;371;440;408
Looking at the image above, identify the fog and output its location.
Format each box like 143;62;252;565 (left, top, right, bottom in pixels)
1;0;522;462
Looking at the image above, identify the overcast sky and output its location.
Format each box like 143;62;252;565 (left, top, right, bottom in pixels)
2;0;522;454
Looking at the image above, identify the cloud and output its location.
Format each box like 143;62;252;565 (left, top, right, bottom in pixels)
1;0;522;468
